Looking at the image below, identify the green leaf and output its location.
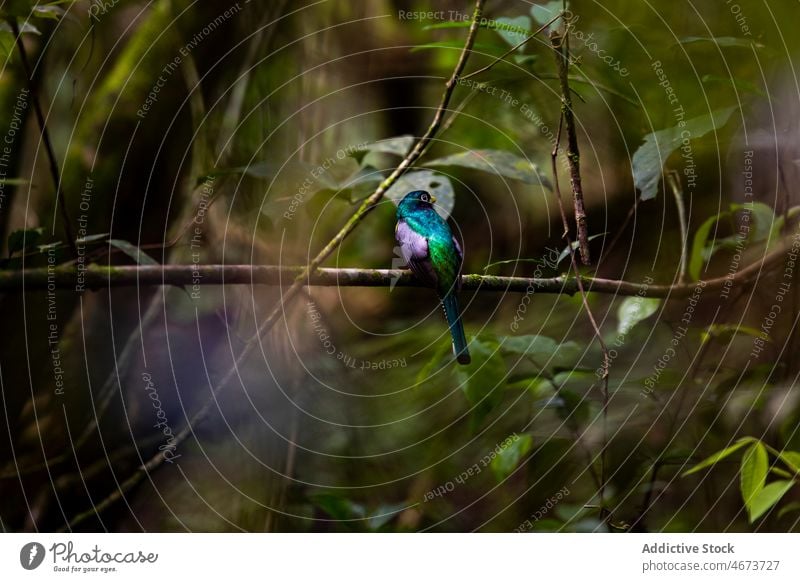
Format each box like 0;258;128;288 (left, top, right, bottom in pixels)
632;107;736;201
32;5;64;20
740;442;768;506
415;340;453;385
491;433;534;481
309;493;365;521
425;149;552;190
556;232;607;264
506;376;552;398
494;16;531;49
386;170;454;219
365;503;404;531
453;338;507;429
617;296;661;335
682;438;755;476
411;40;507;56
552;369;596;391
700;323;768;345
499;335;582;370
0;177;28;185
203;159;339;191
0;18;39;34
75;233;110;245
777;501;800;519
531;1;567;27
689;211;728;280
777;451;800;474
355;135;415;165
553;388;591;425
741;202;778;245
747;480;795;522
331;165;384;203
701;75;765;98
7;227;43;256
109;240;158;265
680;36;766;51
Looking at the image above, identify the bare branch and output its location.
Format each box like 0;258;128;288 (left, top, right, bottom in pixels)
0;246;785;298
550;22;591;265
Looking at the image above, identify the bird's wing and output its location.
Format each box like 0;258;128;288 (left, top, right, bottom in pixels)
396;220;438;287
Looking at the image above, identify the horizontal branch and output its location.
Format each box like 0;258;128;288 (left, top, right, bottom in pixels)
0;245;781;297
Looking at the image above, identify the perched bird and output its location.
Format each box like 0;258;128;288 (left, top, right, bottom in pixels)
395;190;470;364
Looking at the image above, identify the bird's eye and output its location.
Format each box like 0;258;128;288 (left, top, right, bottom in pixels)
420;193;429;202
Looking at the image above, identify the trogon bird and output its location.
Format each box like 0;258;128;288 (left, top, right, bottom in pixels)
395;190;471;364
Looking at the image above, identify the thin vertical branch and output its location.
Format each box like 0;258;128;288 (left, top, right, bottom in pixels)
667;171;688;284
551;114;611;526
550;20;591;265
8;19;77;254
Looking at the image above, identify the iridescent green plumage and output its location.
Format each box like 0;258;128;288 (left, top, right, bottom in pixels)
396;191;470;364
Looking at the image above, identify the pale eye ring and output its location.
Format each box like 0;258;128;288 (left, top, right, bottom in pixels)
420;192;430;203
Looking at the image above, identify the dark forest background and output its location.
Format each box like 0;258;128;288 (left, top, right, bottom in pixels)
1;0;799;532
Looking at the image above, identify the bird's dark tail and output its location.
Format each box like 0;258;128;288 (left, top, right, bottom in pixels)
442;293;470;365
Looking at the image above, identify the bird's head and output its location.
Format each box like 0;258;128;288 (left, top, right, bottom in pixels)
398;190;437;215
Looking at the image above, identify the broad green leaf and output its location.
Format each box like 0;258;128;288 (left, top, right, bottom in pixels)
7;227;44;256
109;240;158;265
356;135;414;164
506;376;552;398
499;335;582;369
632;107;735;201
454;338;507;429
552;369;596;391
691;203;776;278
491;433;534;481
329;165;384;203
386;170;454;219
740;442;768;505
682;437;755;476
747;480;794;522
617;296;661;335
494;16;531;49
426;149;552;190
531;1;568;27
